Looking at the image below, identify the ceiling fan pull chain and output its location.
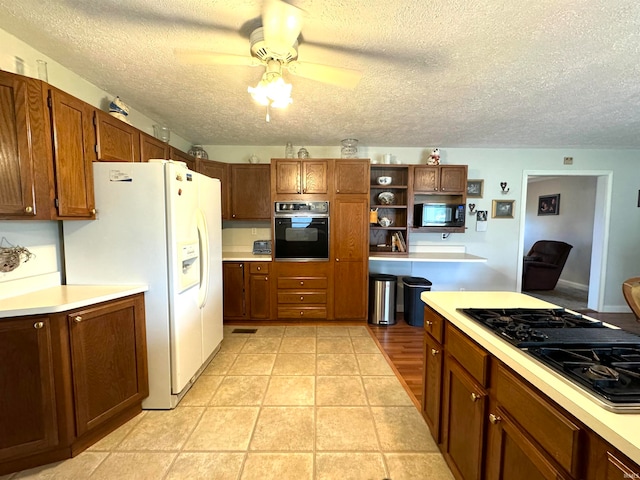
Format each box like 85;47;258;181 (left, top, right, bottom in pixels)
266;103;271;123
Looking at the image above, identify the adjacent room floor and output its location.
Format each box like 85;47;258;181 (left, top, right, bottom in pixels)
4;325;453;480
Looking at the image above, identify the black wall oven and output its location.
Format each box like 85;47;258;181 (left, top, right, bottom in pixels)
274;201;329;261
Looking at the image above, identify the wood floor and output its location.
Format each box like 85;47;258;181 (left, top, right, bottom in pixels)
367;311;640;408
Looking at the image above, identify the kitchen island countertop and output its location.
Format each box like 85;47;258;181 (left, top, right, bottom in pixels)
0;285;148;318
420;290;640;464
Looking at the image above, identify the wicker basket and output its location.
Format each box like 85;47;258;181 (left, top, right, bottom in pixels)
0;245;34;273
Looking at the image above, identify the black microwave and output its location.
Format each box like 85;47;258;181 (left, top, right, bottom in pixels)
414;203;465;227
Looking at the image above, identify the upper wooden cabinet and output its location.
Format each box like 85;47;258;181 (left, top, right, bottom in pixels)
139;132;168;162
197;159;229;219
229;164;271;220
94;109;141;162
273;159;328;195
0;72;38;218
334;160;369;194
48;87;96;218
413;165;467;194
169;147;196;171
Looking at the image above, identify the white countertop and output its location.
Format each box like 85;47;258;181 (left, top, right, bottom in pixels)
420;291;640;464
222;251;272;262
369;252;487;262
0;285;148;318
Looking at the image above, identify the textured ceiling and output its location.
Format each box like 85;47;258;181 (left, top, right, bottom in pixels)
1;0;640;148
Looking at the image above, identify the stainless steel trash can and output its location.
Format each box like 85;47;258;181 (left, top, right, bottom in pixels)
368;274;397;325
402;276;432;327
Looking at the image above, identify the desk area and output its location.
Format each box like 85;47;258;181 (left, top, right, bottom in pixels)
369;245;487;264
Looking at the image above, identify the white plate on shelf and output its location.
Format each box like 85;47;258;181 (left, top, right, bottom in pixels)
378;192;395;205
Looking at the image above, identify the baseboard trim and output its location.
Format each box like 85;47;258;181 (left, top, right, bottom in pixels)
557;279;589;291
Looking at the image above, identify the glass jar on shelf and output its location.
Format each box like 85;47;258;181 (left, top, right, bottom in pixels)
188;145;208;159
341;138;359;158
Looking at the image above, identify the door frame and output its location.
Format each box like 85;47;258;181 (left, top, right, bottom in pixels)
517;170;613;311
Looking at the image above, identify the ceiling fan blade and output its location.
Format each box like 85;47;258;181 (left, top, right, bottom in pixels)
287;61;362;89
262;0;303;56
174;49;262;67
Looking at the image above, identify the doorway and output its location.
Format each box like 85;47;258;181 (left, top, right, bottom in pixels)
517;170;613;311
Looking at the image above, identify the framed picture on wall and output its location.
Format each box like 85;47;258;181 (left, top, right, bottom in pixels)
466;179;484;198
538;194;560;215
492;199;515;218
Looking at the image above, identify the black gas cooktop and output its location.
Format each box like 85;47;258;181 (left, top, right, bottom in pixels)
459;307;640;411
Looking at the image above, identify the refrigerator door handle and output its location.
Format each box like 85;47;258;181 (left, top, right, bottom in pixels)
196;209;209;309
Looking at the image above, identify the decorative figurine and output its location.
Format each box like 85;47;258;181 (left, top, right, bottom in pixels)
427;148;441;165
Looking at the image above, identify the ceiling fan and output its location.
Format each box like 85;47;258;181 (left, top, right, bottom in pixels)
174;0;363;113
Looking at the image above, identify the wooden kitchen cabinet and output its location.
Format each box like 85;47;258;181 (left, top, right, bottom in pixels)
94;109;141;162
0;316;58;463
223;261;272;321
139;132;168;162
413;165;467;194
47;87;97;218
332;196;369;320
169;147;196;171
274;262;329;320
334;160;369;194
66;296;148;438
369;164;410;255
229;164;271;220
197;159;229;219
422;329;444;441
248;262;271;320
223;262;247;320
273;159;328;195
0;294;148;476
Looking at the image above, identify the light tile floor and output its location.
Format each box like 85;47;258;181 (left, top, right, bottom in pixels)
4;325;454;480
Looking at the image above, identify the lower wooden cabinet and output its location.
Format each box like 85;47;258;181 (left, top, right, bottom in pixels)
0;294;148;476
422;332;443;442
274;262;329;320
222;261;271;321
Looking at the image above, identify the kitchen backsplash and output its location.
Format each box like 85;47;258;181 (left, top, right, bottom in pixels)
222;223;271;251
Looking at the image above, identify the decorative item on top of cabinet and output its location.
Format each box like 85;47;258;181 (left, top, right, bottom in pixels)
369;164;409;256
188;145;208;159
272;158;329;196
139;132;168;162
230;164;271;220
94;109;141;162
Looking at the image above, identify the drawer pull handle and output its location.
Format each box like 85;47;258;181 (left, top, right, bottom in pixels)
300;281;304;286
300;311;304;316
74;316;83;323
470;392;482;402
300;296;304;301
264;277;268;281
426;320;433;326
257;266;261;271
489;414;502;424
431;348;439;356
90;208;96;214
25;206;33;213
33;321;44;329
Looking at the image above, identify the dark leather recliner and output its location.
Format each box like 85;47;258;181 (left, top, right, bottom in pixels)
522;240;573;291
623;277;640;321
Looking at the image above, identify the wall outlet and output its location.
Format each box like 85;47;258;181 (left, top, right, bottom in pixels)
251;228;257;235
563;156;573;165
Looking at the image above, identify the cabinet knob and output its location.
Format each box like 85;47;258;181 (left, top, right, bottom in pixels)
300;296;304;301
431;348;440;356
232;214;236;218
264;276;268;281
239;263;243;267
426;320;433;326
336;189;340;193
25;206;33;213
335;258;339;262
489;413;502;424
257;266;261;271
33;321;44;329
470;392;482;402
300;311;304;316
300;281;304;286
74;315;83;323
90;208;96;214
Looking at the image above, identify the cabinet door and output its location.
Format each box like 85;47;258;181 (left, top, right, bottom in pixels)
413;166;439;192
139;132;168;162
275;160;301;194
0;72;37;217
223;262;246;319
302;160;328;194
169;147;196;171
605;451;640;480
442;357;487;480
197;159;229;220
229;164;271;220
94;110;141;162
333;197;368;320
48;88;96;218
0;317;58;461
439;166;467;193
422;334;443;442
334;160;369;194
68;295;148;436
486;408;571;480
250;274;271;319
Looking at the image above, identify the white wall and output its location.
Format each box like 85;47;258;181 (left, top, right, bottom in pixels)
524;177;597;288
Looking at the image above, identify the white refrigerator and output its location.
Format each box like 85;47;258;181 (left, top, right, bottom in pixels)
63;160;223;409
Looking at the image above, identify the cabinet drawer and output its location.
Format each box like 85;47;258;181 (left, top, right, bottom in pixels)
278;277;327;290
277;306;327;319
278;291;327;304
446;325;489;387
424;306;445;343
496;365;582;477
249;262;270;274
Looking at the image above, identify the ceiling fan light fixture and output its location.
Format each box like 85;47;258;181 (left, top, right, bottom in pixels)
248;60;293;109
